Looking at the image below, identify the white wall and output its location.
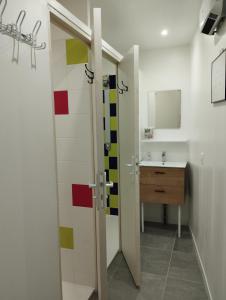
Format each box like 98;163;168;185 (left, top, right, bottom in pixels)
140;45;191;141
0;1;61;300
139;46;190;225
190;25;226;300
57;0;90;25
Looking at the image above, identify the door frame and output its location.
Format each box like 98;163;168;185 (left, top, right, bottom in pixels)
47;0;123;63
47;2;124;299
118;45;141;287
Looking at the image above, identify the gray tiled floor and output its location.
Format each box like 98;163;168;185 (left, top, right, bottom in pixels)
107;222;208;300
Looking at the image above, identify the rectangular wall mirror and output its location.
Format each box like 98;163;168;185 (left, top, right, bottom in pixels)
148;89;181;129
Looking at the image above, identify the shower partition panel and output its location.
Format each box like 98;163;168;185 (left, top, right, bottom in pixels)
51;21;97;295
48;3;123;298
90;8;108;300
119;45;141;287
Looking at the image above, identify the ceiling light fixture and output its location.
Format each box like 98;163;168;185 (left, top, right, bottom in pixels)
161;29;168;36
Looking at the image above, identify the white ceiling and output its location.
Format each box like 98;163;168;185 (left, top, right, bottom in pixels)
90;0;202;54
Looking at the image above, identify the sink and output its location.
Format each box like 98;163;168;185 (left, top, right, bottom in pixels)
139;161;187;168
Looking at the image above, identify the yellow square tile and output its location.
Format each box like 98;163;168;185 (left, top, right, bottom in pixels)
109;170;118;182
66;38;88;65
110;117;118;131
59;227;74;249
109;143;118;157
109;90;117;103
105;207;110;215
110;195;118;208
104;156;109;169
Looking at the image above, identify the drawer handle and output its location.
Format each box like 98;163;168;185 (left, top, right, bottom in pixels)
155;171;165;175
155;189;165;193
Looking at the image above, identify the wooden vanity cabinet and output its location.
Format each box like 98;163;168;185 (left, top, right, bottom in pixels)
140;166;186;205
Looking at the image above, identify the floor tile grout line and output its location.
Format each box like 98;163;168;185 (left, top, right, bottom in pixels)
167;275;206;285
140;245;174;252
160;231;177;300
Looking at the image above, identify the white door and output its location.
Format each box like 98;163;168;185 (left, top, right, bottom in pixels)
91;8;110;300
119;45;141;286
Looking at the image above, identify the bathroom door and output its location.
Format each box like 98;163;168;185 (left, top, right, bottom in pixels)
119;45;141;286
91;8;108;300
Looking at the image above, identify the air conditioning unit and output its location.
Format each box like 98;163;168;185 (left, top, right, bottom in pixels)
200;0;226;35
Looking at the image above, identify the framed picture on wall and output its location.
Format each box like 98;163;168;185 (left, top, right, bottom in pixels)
211;49;226;103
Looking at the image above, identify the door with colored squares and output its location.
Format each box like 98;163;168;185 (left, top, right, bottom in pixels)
50;8;121;299
50;21;97;298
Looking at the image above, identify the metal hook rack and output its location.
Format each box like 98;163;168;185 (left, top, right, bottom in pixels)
121;81;128;92
85;64;94;84
117;81;129;94
0;0;46;67
117;83;124;94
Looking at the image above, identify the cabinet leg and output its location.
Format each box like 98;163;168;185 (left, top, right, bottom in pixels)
141;202;144;233
178;205;181;238
163;204;168;225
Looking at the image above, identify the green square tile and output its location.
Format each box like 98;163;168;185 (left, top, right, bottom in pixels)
109;195;118;208
109;90;117;103
110;117;118;131
66;38;88;65
105;207;110;215
109;170;118;182
59;227;74;249
109;143;118;157
104;156;109;169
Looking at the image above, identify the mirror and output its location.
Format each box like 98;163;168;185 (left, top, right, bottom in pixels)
148;89;181;129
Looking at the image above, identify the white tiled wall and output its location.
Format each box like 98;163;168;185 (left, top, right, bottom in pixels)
102;57;120;266
51;23;96;288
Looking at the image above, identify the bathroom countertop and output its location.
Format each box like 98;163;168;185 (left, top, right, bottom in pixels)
139;161;187;168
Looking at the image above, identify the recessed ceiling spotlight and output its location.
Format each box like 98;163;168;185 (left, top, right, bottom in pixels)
161;29;168;36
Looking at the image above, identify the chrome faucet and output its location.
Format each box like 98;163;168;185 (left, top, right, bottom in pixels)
162;151;166;164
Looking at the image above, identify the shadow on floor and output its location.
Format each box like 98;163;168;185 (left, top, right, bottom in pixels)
107;222;208;300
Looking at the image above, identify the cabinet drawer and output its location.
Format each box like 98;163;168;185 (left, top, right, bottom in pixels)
140;184;184;205
140;166;185;187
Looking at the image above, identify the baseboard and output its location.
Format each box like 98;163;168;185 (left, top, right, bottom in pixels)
189;227;213;300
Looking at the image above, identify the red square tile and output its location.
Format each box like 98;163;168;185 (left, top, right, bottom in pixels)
72;184;93;208
54;90;69;115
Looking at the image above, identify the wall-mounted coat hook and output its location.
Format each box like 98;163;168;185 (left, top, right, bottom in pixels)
85;64;94;84
117;81;128;94
0;1;46;68
121;81;128;92
31;20;46;68
0;0;7;26
16;10;26;33
12;10;26;63
117;83;124;94
32;20;41;40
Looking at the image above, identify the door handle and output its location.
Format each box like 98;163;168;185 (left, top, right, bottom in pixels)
155;189;165;193
89;183;97;188
103;172;114;209
88;183;97;204
106;182;114;188
125;163;133;167
89;175;113;210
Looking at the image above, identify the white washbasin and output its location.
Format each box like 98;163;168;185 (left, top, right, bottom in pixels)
139;161;187;168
